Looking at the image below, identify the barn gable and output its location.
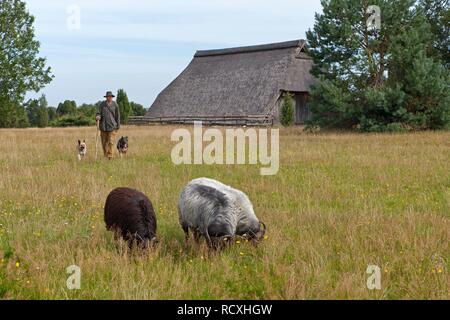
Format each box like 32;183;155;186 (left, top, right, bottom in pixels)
144;39;316;125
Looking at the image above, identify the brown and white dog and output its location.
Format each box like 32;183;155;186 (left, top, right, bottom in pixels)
117;136;128;158
77;140;87;161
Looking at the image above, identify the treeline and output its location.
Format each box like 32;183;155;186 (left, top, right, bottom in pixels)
16;89;147;128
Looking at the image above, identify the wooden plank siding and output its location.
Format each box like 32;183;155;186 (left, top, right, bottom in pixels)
294;92;312;124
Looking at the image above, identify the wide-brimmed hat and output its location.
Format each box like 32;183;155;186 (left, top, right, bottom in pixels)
104;91;115;98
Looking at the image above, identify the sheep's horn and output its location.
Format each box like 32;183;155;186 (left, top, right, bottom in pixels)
260;221;267;231
258;221;267;241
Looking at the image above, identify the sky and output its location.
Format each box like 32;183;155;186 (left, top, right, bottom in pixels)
24;0;323;107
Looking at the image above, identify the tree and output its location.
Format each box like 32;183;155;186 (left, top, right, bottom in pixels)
0;0;53;127
306;0;449;131
25;99;40;126
418;0;450;67
130;102;147;116
116;89;131;124
36;104;48;128
78;103;97;118
15;105;29;128
57;100;77;116
36;95;49;127
0;100;28;128
280;92;295;126
26;95;49;127
47;107;57;122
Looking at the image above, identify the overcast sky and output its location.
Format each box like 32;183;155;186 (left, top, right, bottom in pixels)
24;0;322;107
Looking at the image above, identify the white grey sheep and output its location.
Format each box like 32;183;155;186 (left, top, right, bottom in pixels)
178;178;266;248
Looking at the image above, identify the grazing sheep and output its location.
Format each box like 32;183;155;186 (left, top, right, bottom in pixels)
178;178;266;248
104;188;157;248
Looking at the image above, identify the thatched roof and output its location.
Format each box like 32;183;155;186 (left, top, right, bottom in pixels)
146;39;316;117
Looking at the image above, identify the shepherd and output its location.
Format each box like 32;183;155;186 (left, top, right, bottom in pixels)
96;91;121;160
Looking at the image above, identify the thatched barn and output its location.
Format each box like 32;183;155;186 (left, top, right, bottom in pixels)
135;39;316;126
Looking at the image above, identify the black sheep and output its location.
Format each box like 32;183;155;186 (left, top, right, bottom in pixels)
104;188;157;248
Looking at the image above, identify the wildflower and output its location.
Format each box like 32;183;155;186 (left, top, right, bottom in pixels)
437;269;443;274
239;252;244;256
236;240;241;244
15;262;20;268
264;235;269;240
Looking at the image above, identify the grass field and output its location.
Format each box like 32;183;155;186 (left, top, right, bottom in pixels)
0;125;448;300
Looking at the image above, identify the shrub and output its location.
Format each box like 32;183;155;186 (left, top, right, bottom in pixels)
280;92;294;127
50;115;95;127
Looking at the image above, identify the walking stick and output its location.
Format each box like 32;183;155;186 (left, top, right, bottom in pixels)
95;119;100;160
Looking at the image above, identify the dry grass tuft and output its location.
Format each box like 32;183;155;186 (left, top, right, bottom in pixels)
0;125;448;299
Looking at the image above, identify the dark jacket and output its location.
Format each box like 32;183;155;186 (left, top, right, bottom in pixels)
97;101;120;132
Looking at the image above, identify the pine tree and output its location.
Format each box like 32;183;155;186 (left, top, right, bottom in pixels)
306;0;449;131
418;0;450;66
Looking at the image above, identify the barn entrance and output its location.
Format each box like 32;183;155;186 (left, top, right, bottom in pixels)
293;92;311;124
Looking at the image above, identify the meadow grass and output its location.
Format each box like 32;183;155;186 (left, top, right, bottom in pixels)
0;125;448;299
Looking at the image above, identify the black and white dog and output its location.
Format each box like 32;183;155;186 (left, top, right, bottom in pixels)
77;140;87;161
117;136;129;158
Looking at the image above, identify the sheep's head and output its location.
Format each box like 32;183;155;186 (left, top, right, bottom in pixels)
253;221;267;242
130;233;158;250
142;236;159;249
241;221;266;243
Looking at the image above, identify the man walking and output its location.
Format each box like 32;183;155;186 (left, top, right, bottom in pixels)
96;91;120;159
